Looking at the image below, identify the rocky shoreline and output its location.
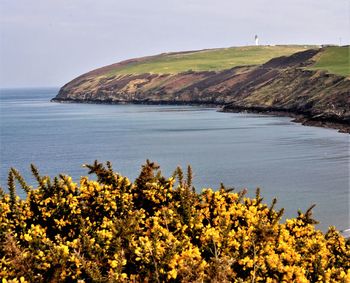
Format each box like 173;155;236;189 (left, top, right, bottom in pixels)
51;97;350;133
221;105;350;133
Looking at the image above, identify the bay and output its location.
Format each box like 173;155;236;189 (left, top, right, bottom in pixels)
0;87;349;231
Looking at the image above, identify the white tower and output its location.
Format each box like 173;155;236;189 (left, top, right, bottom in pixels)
255;35;259;46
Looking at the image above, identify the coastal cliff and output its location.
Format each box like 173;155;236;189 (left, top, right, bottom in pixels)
53;46;350;132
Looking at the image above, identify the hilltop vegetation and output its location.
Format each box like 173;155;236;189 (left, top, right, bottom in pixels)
1;161;349;282
308;46;350;77
109;45;314;75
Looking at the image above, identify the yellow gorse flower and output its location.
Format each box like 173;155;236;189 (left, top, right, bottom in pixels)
0;161;349;282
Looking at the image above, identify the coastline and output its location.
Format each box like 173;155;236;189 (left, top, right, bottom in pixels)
221;106;350;134
51;97;350;134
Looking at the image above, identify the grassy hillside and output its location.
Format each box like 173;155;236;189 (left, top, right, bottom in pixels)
109;45;315;75
55;45;350;132
309;46;350;77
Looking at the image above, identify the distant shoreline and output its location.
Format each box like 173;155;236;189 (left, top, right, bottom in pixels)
51;98;350;134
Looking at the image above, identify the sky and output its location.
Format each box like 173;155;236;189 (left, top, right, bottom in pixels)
0;0;349;88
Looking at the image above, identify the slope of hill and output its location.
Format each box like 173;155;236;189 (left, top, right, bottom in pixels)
53;45;350;133
107;45;315;74
308;46;349;77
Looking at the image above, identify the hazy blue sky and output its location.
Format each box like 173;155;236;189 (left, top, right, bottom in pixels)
0;0;349;87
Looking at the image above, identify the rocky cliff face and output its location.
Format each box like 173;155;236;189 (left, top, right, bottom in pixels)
53;49;350;132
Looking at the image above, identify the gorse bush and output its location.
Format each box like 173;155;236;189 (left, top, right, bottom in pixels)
0;161;349;282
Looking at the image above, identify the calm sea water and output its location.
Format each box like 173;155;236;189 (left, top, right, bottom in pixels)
0;87;349;231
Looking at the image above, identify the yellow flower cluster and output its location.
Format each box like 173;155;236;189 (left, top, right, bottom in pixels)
0;161;349;282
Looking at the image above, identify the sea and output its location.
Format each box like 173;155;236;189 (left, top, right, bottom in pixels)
0;87;349;231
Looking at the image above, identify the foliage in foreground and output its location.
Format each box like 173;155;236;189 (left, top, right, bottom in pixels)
0;161;349;283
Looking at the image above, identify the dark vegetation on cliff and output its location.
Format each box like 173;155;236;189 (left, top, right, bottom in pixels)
1;161;349;282
53;45;350;132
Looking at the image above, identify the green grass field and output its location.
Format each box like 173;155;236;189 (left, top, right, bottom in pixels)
110;45;315;75
309;46;349;77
